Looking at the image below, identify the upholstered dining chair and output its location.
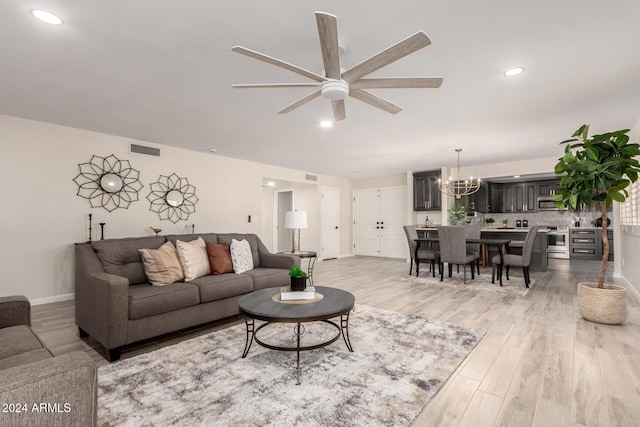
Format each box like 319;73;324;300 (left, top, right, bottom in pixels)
403;225;439;277
436;226;477;284
464;222;482;275
491;226;539;288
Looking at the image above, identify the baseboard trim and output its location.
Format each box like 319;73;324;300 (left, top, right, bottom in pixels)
621;275;640;301
30;293;74;306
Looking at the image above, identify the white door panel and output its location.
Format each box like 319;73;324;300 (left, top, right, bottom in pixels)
354;188;407;258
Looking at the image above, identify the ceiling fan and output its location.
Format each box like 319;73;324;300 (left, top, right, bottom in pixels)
231;11;443;121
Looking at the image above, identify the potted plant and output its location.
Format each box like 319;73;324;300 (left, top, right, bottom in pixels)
485;218;495;228
554;124;640;324
288;267;308;291
448;203;467;225
501;218;509;228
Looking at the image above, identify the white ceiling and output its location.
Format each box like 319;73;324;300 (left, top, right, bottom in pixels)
2;1;639;179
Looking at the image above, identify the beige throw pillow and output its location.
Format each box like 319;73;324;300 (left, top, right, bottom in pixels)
139;241;184;286
176;237;211;281
230;238;254;274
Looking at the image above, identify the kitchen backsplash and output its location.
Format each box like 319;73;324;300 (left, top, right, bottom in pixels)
481;208;611;228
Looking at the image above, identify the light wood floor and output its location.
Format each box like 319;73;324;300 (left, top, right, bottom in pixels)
31;257;640;426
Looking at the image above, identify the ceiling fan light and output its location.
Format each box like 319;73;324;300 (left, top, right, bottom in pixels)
321;80;349;100
504;67;524;77
30;9;64;25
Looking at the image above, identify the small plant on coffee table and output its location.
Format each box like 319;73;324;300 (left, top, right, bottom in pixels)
289;267;308;291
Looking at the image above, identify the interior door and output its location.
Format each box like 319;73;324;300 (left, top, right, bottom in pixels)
353;187;407;258
379;188;407;258
321;187;340;259
353;190;381;256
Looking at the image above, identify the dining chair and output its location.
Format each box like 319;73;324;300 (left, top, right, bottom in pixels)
436;226;477;284
403;225;439;277
491;226;539;288
464;223;482;275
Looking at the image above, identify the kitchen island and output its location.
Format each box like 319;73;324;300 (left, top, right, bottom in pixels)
416;226;549;271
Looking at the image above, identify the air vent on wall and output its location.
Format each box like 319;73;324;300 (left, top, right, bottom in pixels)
306;174;318;182
130;143;160;157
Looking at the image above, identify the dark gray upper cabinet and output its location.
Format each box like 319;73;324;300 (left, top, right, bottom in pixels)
538;179;561;196
413;171;441;211
462;182;488;213
487;183;503;213
502;182;537;212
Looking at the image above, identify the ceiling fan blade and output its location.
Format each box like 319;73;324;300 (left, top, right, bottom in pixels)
277;91;321;114
341;32;432;83
332;100;346;121
232;46;326;83
316;12;341;80
350;77;443;89
349;89;403;114
232;83;321;89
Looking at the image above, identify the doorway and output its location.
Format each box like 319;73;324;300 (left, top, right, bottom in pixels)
275;190;293;252
321;187;340;259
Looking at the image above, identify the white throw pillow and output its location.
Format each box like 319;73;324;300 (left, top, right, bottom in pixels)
230;238;254;274
176;237;211;281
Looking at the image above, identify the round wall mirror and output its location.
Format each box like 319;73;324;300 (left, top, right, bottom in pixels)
166;190;184;207
100;173;124;193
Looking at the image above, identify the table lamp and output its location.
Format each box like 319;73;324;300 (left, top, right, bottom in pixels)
284;210;308;253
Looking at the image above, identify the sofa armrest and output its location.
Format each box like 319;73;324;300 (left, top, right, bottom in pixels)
260;253;301;270
0;295;30;328
75;242;129;351
0;351;97;427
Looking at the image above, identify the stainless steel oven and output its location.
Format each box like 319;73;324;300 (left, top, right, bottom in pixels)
547;227;570;259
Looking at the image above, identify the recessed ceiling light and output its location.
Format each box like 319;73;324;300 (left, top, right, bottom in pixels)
319;120;333;128
513;175;521;178
267;182;275;187
504;67;524;77
30;9;64;25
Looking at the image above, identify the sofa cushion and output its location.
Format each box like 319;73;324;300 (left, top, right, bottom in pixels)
230;239;254;274
139;241;184;286
128;283;200;320
93;236;166;285
0;348;52;370
189;274;254;303
0;325;46;360
176;237;211;281
205;242;233;274
245;268;291;291
217;234;260;267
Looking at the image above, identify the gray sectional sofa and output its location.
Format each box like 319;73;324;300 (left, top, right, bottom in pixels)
75;233;299;361
0;295;98;427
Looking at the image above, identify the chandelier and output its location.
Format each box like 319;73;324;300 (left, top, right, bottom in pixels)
438;148;481;199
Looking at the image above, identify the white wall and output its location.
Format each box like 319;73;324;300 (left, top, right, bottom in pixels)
0;114;351;302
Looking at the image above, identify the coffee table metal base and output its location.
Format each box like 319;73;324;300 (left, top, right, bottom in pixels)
241;312;353;385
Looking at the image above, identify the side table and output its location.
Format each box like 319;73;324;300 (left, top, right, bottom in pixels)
278;251;317;285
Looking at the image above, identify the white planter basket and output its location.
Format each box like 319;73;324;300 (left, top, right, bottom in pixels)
577;282;627;325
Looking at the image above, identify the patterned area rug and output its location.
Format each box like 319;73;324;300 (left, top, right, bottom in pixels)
399;269;533;296
98;305;484;427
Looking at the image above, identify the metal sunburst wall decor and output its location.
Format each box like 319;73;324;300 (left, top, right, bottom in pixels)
73;154;143;212
147;173;199;223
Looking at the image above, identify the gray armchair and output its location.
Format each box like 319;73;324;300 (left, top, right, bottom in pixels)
491;226;539;288
437;226;477;284
0;295;98;427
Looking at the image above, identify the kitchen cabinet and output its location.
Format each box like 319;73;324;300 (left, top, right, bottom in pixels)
487;183;503;213
538;179;561;196
462;182;488;213
413;171;441;211
503;182;537;212
570;228;613;261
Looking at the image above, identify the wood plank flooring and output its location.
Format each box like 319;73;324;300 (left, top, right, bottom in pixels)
29;257;640;426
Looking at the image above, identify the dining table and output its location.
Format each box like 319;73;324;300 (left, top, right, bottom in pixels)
415;237;512;285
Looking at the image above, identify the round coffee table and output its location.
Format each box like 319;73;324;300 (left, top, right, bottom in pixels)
238;286;355;384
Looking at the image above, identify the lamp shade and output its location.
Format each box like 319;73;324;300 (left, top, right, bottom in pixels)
284;211;308;229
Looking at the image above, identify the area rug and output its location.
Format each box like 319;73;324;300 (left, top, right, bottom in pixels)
98;305;484;427
398;270;532;296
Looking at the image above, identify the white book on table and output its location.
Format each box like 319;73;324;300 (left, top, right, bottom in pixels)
280;286;316;301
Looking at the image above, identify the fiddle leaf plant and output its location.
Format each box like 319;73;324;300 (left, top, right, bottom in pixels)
553;124;640;288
